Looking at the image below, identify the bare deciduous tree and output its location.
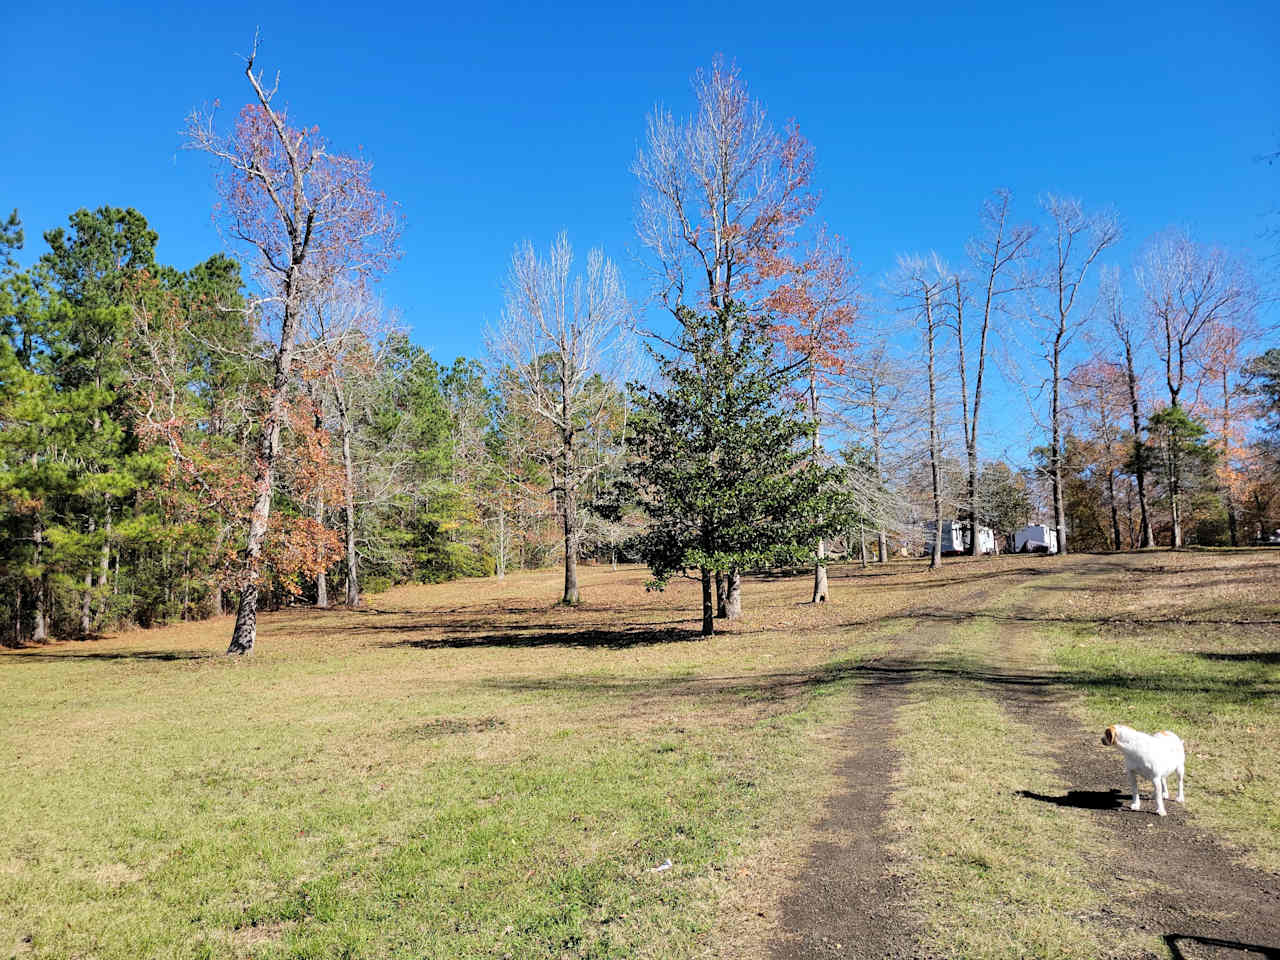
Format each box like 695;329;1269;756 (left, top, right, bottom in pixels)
488;233;630;605
633;56;816;317
953;190;1034;556
896;255;951;570
1098;268;1156;547
1032;195;1119;555
185;37;399;653
1136;230;1257;547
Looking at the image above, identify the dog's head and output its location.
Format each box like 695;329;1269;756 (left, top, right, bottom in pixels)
1100;725;1117;747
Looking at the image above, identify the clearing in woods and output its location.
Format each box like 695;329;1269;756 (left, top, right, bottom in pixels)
2;551;1277;959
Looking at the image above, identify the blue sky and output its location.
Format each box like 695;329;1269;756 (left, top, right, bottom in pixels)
6;0;1278;462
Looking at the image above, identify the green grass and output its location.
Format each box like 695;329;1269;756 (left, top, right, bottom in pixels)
885;620;1159;960
0;568;892;960
1055;623;1280;873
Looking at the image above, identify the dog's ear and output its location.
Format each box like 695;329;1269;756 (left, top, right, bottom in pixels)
1101;726;1115;746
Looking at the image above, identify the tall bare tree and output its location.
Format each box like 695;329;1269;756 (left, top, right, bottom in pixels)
1033;195;1119;555
1136;230;1257;546
1097;268;1157;547
953;190;1034;556
840;332;907;563
488;233;630;605
896;255;950;570
185;38;399;653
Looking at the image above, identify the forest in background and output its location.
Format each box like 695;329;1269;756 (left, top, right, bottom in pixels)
3;51;1278;647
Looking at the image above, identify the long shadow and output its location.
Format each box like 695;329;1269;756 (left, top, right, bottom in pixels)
1016;788;1126;811
383;624;705;651
1164;933;1280;959
477;656;1277;707
2;649;209;663
1197;651;1280;664
850;609;1280;629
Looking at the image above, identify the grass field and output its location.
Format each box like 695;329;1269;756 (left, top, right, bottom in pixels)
3;551;1277;959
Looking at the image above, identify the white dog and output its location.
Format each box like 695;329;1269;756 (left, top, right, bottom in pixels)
1101;724;1186;816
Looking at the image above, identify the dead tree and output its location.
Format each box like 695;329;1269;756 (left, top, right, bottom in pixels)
185;36;399;653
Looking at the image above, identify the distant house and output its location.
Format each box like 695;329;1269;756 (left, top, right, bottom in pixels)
1015;524;1059;554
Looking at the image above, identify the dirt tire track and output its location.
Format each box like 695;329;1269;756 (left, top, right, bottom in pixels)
767;590;999;960
996;616;1280;960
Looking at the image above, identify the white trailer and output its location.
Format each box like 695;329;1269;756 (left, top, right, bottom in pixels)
1015;524;1059;554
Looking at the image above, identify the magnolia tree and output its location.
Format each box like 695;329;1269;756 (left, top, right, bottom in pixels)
185;38;400;653
634;56;816;618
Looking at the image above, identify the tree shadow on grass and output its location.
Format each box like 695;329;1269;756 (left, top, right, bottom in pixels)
2;649;210;663
382;624;706;651
477;655;1278;707
1015;788;1127;811
1196;651;1280;665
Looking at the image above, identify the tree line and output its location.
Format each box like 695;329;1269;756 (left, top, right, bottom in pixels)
3;49;1277;648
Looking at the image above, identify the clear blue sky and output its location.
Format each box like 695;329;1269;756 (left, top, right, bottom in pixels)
6;0;1278;462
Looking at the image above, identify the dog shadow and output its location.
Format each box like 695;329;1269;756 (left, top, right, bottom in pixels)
1164;933;1280;959
1015;788;1127;811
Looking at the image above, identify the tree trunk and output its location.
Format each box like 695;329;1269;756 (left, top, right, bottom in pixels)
812;538;828;603
80;515;96;634
331;383;360;609
343;470;358;609
1226;498;1239;547
1122;340;1155;548
925;286;943;571
700;567;714;636
727;569;742;618
1050;334;1067;555
228;304;300;654
877;531;887;565
860;523;868;569
496;505;506;580
314;495;329;609
98;508;111;591
32;521;48;643
559;409;579;604
1107;469;1122;552
715;570;727;618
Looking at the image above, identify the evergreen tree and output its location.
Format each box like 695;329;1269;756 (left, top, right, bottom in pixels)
626;304;836;635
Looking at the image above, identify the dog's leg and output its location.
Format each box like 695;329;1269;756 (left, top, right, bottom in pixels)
1161;777;1170;799
1154;777;1167;816
1176;765;1185;803
1127;769;1141;811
